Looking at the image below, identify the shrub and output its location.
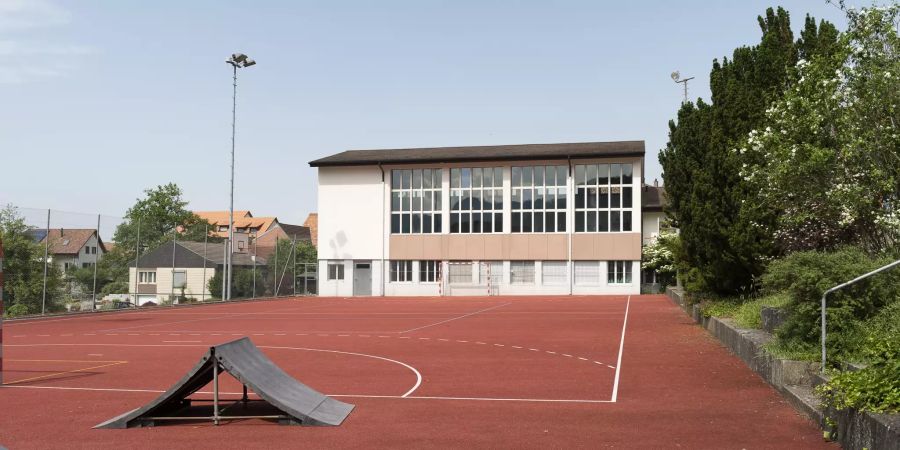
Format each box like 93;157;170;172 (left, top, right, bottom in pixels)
764;247;900;364
817;334;900;413
5;302;30;317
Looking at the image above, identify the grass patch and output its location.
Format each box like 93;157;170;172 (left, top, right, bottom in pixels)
699;292;790;329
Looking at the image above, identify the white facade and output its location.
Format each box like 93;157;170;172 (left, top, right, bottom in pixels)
642;211;667;245
128;266;215;305
315;155;644;297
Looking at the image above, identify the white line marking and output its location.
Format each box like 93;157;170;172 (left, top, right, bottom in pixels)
398;336;410;339
399;302;511;333
378;336;391;338
437;338;449;342
547;351;557;354
6;342;424;398
475;342;486;345
562;354;572;357
611;295;631;402
338;334;350;337
512;345;522;349
456;340;468;343
493;344;504;347
1;385;611;403
529;348;539;352
163;340;201;343
274;333;286;336
578;357;588;361
37;334;50;337
231;333;242;336
418;337;429;340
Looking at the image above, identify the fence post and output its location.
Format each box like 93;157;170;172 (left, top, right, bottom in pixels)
171;224;177;306
273;241;279;297
91;214;100;311
41;208;50;315
252;238;257;298
133;216;141;307
1;235;5;384
292;235;297;297
202;224;208;303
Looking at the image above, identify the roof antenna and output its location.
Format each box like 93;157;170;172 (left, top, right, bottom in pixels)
671;71;695;104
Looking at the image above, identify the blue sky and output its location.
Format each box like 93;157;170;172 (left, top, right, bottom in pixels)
1;0;847;227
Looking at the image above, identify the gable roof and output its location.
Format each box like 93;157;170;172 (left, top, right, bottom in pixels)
642;185;667;212
194;211;253;224
309;141;645;167
30;228;102;255
132;241;264;269
272;223;311;241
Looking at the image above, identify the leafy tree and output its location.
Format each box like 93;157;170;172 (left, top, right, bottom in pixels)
105;183;219;282
739;3;900;252
641;230;678;287
0;205;65;314
660;7;839;294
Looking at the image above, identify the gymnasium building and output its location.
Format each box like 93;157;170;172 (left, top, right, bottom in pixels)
309;141;653;296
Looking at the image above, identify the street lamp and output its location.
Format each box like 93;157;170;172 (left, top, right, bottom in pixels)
224;52;256;300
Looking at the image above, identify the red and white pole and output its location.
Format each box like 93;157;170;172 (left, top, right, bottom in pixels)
1;235;5;384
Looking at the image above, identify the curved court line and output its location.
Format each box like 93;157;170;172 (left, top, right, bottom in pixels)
259;345;422;398
5;343;423;399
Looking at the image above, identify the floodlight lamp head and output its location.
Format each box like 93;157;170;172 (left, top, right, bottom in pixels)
243;58;256;67
231;53;248;63
671;71;681;82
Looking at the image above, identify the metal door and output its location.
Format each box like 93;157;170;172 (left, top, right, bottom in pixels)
353;262;372;296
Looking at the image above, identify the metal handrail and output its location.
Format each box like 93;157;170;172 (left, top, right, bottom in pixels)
821;258;900;371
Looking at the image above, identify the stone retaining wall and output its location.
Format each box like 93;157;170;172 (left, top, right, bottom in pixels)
665;286;900;450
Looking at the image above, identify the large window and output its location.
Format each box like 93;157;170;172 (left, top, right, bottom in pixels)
541;261;567;285
574;163;633;232
327;262;344;280
511;165;567;233
390;261;413;282
173;271;187;288
574;261;600;285
391;169;443;234
607;261;633;284
510;261;535;284
419;261;441;282
450;167;503;233
448;262;473;284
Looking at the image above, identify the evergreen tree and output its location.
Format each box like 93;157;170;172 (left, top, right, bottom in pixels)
660;7;839;294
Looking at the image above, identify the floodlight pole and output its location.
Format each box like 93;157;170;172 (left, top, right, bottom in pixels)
675;77;695;103
225;53;255;300
227;63;237;301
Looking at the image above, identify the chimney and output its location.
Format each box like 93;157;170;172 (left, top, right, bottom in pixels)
654;178;659;187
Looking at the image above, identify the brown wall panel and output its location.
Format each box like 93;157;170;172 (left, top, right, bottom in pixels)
389;233;639;260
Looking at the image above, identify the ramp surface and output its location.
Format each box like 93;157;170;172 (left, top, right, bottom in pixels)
95;337;354;428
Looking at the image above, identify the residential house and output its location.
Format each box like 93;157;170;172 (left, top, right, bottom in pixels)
253;222;312;259
29;228;106;272
128;241;265;305
309;141;646;297
303;213;318;247
194;210;280;254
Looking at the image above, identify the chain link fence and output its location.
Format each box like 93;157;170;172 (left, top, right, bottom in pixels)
1;205;316;317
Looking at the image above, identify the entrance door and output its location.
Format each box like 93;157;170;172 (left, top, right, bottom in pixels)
353;261;372;296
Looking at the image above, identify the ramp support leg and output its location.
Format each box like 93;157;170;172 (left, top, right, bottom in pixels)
212;351;220;426
242;384;248;403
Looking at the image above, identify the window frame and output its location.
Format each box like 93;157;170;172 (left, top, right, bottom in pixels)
450;167;503;234
510;261;536;285
418;260;441;283
607;261;633;284
391;168;443;235
390;260;414;283
138;271;157;284
574;163;634;233
541;261;567;285
327;262;345;281
511;165;568;233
